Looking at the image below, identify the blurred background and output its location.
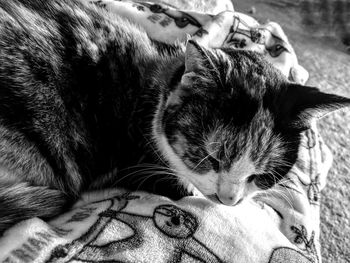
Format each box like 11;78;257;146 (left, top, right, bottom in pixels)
233;1;350;262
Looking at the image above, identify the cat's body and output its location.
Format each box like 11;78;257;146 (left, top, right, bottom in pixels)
0;0;173;230
0;0;349;234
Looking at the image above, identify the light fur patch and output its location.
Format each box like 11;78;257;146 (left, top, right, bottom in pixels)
215;151;257;204
228;151;256;182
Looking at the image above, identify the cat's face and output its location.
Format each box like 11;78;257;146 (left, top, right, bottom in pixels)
154;41;350;206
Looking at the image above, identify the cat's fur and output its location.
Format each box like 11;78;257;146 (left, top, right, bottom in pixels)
0;0;349;234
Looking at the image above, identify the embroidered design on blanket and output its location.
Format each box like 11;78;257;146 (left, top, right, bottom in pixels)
222;16;288;58
138;3;203;28
47;194;222;263
291;225;318;262
85;0;309;84
268;247;313;263
296;129;321;205
269;225;319;263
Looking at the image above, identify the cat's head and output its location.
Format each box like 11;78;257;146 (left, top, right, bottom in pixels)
153;40;350;206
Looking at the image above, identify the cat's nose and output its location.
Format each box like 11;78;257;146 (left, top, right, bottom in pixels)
215;194;243;206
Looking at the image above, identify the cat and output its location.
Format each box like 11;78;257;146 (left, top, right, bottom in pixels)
0;0;349;234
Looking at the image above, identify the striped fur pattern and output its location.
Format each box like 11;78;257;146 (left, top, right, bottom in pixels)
0;0;349;234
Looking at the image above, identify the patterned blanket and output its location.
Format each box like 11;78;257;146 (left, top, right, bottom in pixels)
0;1;332;262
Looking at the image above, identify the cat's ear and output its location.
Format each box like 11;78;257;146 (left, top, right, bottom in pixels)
181;40;216;86
278;84;350;130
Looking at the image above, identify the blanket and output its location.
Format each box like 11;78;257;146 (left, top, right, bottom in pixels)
0;1;332;262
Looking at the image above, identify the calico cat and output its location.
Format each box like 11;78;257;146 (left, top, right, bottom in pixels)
0;0;349;234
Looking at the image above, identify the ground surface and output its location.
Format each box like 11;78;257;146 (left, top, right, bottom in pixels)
233;1;350;262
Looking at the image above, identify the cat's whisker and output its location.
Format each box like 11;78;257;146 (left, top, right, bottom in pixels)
133;171;171;181
193;149;219;171
141;134;169;167
130;166;180;189
272;172;296;201
110;166;174;187
121;165;176;185
118;163;175;174
134;173;161;190
134;170;177;181
134;172;176;192
268;159;295;170
255;171;295;213
150;174;179;188
117;163;160;173
265;188;295;214
267;171;295;207
268;185;295;210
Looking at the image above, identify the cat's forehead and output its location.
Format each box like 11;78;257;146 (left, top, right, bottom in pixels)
208;108;275;141
215;49;283;95
210;87;275;129
220;48;271;72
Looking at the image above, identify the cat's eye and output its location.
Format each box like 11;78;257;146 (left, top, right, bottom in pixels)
208;156;220;173
254;174;276;189
275;44;283;50
247;174;276;189
150;4;163;13
268;44;287;57
247;174;256;183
